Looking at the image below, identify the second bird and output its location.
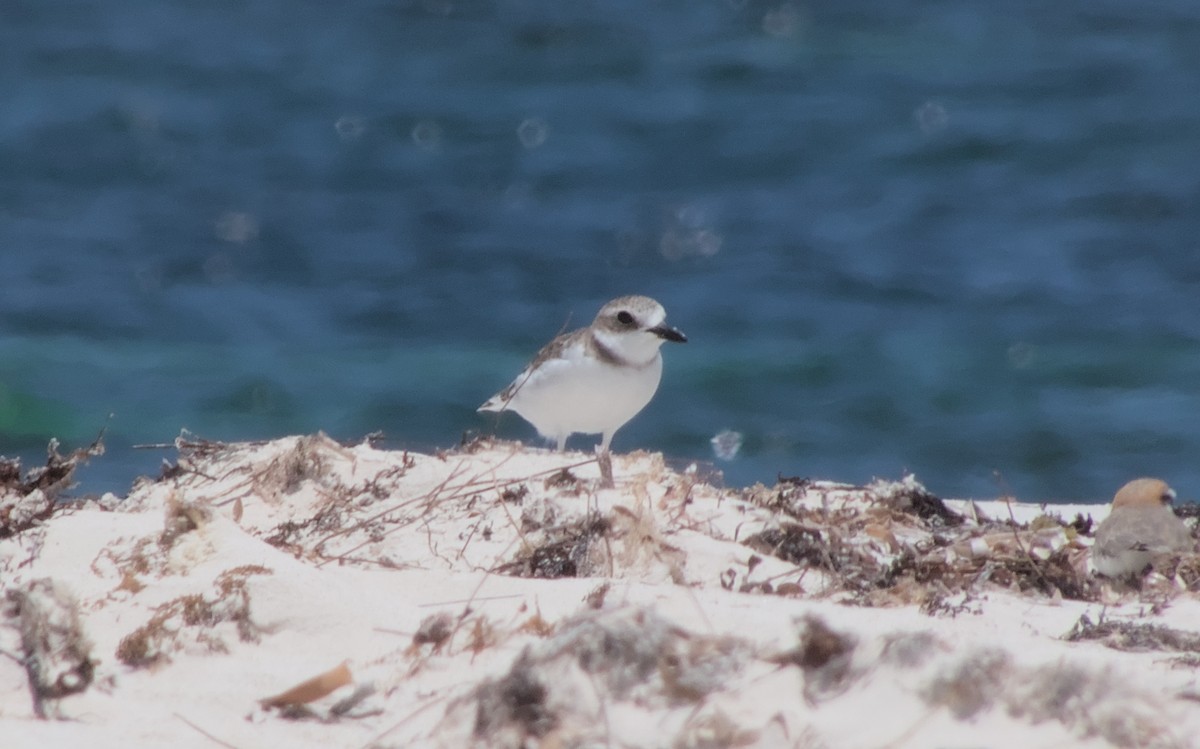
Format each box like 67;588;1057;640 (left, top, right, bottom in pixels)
1092;477;1194;579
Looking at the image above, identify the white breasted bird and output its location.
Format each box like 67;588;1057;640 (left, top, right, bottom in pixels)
478;295;687;456
1092;477;1194;579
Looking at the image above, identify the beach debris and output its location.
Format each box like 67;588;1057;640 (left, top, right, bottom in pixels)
922;647;1011;719
672;708;762;749
469;650;557;743
159;492;214;548
584;581;611;609
255;432;342;497
743;523;828;568
772;615;858;700
411;612;455;652
869;474;964;527
127;434;1190;608
543;467;583;493
260;661;354;709
441;607;752;748
496;515;612;579
457;430;495;454
0;436;105;539
116;565;272;667
1065;614;1200;655
5;433;1200;747
132;435;1134;605
4;578;95;717
0;484;55;542
916;644;1185;747
739;474;1102;603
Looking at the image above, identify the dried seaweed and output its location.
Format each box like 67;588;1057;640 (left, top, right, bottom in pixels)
496;516;611;579
772;616;857;699
472;650;557;741
455;606;751;748
742;524;827;568
1067;513;1093;536
788;616;855;670
458;431;495;454
1065;614;1200;654
543;468;583;492
738;475;1103;605
922;648;1011;719
500;484;529;504
412;612;455;650
886;483;963;527
0;435;105;539
6;579;95;717
987;547;1096;599
1172;502;1200;521
116;565;272;667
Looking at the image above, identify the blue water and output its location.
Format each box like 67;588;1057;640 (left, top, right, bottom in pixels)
2;0;1200;502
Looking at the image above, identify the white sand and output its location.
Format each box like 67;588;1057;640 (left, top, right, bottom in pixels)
2;434;1198;748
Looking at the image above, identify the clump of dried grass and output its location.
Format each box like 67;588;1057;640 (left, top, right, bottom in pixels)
471;650;558;743
4;578;95;717
116;565;272;667
1065;613;1200;655
917;643;1186;748
495;515;612;579
1;435;105;539
441;607;755;748
922;648;1011;719
740;475;1103;605
771;615;858;700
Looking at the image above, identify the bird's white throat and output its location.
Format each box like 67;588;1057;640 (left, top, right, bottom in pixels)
593;328;665;368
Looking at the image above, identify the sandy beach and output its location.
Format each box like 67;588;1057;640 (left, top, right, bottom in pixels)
3;434;1199;748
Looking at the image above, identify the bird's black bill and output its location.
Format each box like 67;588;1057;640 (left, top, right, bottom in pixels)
650;325;688;343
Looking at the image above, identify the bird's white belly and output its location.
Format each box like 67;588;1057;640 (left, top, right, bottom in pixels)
509;354;662;440
1093;548;1152;578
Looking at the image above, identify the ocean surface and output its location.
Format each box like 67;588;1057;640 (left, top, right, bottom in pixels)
2;0;1199;502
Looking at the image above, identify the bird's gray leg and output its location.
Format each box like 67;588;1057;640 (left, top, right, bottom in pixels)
597;433;614;489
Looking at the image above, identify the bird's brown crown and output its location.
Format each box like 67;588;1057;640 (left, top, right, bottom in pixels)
1111;477;1176;509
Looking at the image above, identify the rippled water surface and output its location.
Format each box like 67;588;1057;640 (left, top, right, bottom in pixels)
3;0;1200;501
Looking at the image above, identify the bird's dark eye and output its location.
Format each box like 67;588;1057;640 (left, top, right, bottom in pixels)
1163;491;1176;504
616;311;634;326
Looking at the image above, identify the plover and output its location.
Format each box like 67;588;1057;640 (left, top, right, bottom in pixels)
478;295;687;458
1092;477;1193;579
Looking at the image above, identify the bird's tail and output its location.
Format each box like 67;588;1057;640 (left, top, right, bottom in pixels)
477;395;506;413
